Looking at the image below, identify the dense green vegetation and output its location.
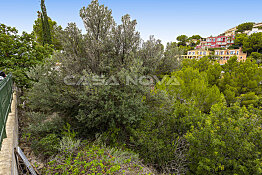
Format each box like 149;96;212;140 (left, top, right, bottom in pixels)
236;22;255;33
1;0;262;174
231;28;262;65
233;33;262;55
40;0;52;45
44;145;155;175
33;15;63;50
0;24;52;88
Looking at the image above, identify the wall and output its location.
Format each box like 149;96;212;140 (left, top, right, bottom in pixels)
0;91;18;175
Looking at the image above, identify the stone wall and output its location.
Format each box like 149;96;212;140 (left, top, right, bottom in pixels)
0;91;18;175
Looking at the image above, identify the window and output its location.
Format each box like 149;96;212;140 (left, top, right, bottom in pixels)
237;51;239;55
188;52;191;55
192;52;195;55
203;52;206;55
220;51;224;55
199;52;202;55
213;38;216;42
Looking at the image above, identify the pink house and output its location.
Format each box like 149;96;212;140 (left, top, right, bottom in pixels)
196;35;235;49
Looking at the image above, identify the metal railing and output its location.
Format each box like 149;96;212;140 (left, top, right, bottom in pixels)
0;74;13;149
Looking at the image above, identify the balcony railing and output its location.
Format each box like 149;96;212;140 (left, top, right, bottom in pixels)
0;74;13;150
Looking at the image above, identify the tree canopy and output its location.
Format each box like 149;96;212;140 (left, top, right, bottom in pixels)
0;23;52;88
33;14;63;50
177;35;188;46
236;22;255;33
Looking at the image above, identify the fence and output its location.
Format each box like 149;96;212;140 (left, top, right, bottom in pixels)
0;74;13;150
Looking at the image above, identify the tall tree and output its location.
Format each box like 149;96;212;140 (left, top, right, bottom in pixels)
40;0;52;45
138;35;164;75
112;14;140;68
33;12;63;50
80;0;115;75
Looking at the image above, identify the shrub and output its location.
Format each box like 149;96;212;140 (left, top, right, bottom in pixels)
43;145;155;175
131;90;205;174
186;103;262;175
26;112;64;138
59;136;81;155
32;134;60;158
59;123;81;155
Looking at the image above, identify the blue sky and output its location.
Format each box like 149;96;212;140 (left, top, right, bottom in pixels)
0;0;261;44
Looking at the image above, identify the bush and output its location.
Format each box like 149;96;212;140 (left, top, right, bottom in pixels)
59;136;81;155
32;134;60;158
26;112;64;138
43;145;155;175
186;103;262;175
59;123;81;155
131;90;205;174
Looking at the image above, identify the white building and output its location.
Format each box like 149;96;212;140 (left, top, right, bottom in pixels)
247;28;262;35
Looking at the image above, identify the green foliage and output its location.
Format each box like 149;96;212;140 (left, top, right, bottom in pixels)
186;103;262;175
59;136;81;155
249;34;262;53
33;15;63;50
22;1;262;174
250;52;262;64
250;52;262;60
243;33;262;54
139;36;164;75
160;41;184;74
23;112;64;158
233;33;262;55
0;23;53;88
179;45;194;54
26;112;64;138
218;57;262;105
132;60;224;173
43;145;153;175
76;82;149;138
177;35;188;46
187;35;202;47
32;133;60;158
190;35;201;40
240;92;259;107
159;64;224;113
132;91;203;174
27;0;182;144
234;33;248;48
236;22;255;33
40;0;52;45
